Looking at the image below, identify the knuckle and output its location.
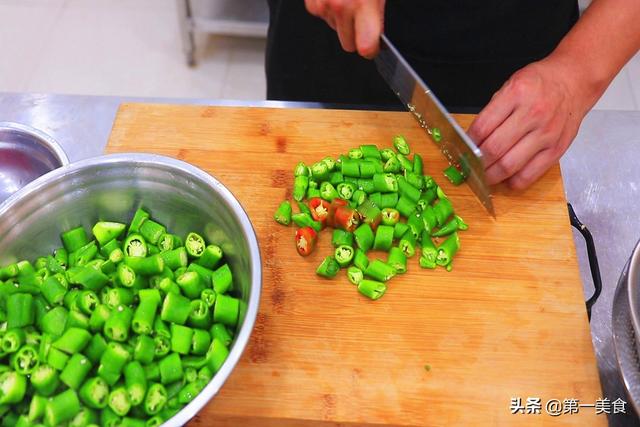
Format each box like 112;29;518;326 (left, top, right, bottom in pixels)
327;0;345;12
496;156;518;178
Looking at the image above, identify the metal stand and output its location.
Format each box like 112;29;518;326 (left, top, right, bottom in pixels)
176;0;268;66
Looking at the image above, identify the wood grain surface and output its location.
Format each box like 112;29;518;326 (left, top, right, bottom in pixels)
106;104;603;426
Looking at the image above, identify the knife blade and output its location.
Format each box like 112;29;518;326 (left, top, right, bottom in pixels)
374;34;495;217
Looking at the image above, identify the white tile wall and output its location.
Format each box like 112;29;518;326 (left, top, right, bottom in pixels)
0;0;636;109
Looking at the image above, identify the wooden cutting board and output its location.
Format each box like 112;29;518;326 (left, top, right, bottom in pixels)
106;103;603;426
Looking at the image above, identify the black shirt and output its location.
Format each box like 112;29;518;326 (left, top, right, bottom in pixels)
265;0;579;112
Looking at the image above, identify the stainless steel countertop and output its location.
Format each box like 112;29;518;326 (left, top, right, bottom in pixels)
1;91;639;425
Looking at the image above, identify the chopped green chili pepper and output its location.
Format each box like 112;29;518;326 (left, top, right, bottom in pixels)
274;201;292;226
322;156;336;171
413;153;424;175
331;229;354;247
420;232;438;265
210;324;233;348
341;158;360;177
393;222;409;240
337;182;355;200
387;247;407;273
176;271;204;299
357;279;387;300
368;192;382;207
436;232;460;267
443;165;466;185
356;199;382;230
92;222;126;246
316;256;341;279
407;212;425;238
191;329;211;355
436;185;448;200
61;227;89;253
211;263;233;295
293;175;309;202
160;292;192;325
213;294;239;327
419;256;437;269
421;206;438;235
395;196;417;218
353;249;370;271
60;354;92;390
393;135;410;155
144;383;167;415
405;171;424;190
97;342;130;386
159;247;188;271
103;305;133;342
371;224;393;251
28;393;47;421
52;327;91;354
379;192;399;209
133;335;155;365
356;178;375;194
399;231;417;258
7;293;34;329
79;376;110;409
396;154;413;172
353;223;375;252
124;361;147;407
124;255;164;276
364;259;396;282
431;127;442;142
128;208;150;234
319;182;340;201
123;233;147;258
47;347;70;371
188;300;211;330
346;266;363;285
89;304;111;333
184;232;205;258
158;353;183;385
329;171;344;186
455;215;468;230
397;176;421;202
44;389;80;426
309;161;329;182
10;345;39;375
291;212;322;232
139;220;166;245
358;160;377;178
433;198;454;226
30;364;60;396
380;148;395;161
85;334;108;364
103;287;134;309
207;338;229;373
294;161;309;177
383;156;401;173
132;288;161;335
360;144;381;159
372;173;398;193
432;217;459;237
108;386;131;417
348;148;363;159
334;245;355;267
381;208;400;226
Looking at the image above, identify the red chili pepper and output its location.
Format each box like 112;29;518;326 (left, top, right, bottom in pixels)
326;198;349;228
334;206;361;232
308;198;331;225
295;227;317;256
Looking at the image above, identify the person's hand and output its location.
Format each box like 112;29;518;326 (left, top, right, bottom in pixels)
467;58;592;190
304;0;386;58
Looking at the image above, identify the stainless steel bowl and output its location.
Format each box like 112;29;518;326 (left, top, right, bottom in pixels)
0;153;261;426
0;122;69;204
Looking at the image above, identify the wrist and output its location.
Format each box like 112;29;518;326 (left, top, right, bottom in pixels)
540;51;607;115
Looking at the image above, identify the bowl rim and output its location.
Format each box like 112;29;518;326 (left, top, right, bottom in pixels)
0;153;262;426
0;121;70;167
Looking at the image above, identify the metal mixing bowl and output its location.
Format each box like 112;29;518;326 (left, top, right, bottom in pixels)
0;122;69;204
0;153;261;426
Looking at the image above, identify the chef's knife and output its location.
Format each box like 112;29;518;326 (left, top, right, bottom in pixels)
374;34;495;217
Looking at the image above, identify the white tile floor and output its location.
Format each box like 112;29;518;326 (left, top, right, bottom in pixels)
0;0;637;109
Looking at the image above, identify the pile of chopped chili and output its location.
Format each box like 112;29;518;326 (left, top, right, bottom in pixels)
274;136;468;300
